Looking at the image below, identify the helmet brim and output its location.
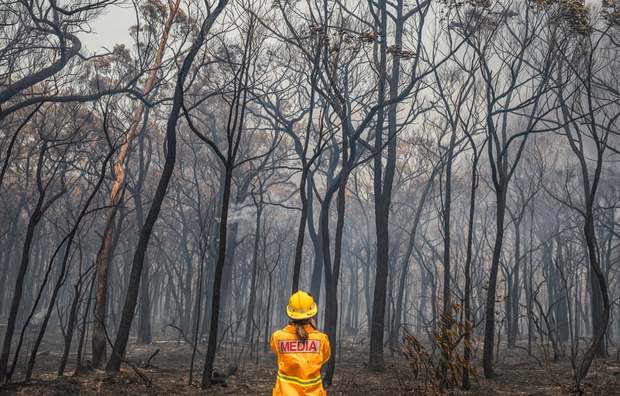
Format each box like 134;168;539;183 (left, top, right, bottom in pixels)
286;303;317;320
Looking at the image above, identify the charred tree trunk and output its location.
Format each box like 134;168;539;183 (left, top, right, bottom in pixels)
369;0;402;370
219;221;238;336
91;209;119;368
482;184;507;378
105;0;226;371
23;151;112;381
291;168;310;292
75;273;96;375
462;143;480;390
554;237;570;344
391;168;437;349
91;0;181;366
202;166;233;386
507;218;521;348
439;130;456;387
135;136;152;344
291;50;320;293
58;271;87;377
322;137;349;386
0;144;64;383
311;149;338;304
245;196;263;341
0;202;22;319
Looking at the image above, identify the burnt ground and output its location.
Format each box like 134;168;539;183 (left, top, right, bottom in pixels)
1;338;619;395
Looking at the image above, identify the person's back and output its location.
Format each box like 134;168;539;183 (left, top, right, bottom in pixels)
270;291;331;396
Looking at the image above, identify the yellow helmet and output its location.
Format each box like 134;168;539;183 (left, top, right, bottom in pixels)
286;290;317;320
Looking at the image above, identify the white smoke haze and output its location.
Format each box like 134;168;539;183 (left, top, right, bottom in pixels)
1;0;619;393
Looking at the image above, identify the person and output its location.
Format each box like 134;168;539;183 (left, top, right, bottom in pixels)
270;290;331;396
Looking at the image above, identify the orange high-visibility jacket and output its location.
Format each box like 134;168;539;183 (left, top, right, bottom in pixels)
270;324;331;396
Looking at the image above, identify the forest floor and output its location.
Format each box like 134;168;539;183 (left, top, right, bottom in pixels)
1;337;620;395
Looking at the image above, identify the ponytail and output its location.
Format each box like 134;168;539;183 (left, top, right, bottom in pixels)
295;322;308;342
291;318;316;342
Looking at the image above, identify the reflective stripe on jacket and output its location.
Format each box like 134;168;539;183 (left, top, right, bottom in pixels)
270;324;331;396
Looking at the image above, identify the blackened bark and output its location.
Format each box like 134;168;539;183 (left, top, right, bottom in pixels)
201;13;253;385
369;0;403;369
311;149;339;303
440;131;456;387
23;150;113;380
368;0;389;371
74;273;95;374
0;31;81;104
105;1;228;371
323;135;349;386
0;104;42;189
245;198;262;341
0;145;64;383
137;239;152;343
291;169;309;292
390;169;436;349
482;185;507;378
135;136;152;344
202;166;233;386
58;274;85;377
0;203;22;318
554;237;570;343
462;155;479;389
291;50;320;293
507;218;521;348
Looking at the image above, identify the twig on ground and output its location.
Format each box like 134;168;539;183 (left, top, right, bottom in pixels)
141;348;160;368
166;324;204;356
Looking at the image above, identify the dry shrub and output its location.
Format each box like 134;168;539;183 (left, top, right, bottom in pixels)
401;304;477;394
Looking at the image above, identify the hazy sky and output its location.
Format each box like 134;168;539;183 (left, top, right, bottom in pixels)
81;4;134;52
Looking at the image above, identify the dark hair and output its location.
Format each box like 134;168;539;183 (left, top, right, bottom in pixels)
290;318;316;342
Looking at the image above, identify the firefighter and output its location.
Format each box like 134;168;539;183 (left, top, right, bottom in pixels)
270;290;331;396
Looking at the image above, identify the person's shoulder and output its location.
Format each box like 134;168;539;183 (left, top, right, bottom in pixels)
312;329;329;340
271;327;291;339
317;331;330;346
